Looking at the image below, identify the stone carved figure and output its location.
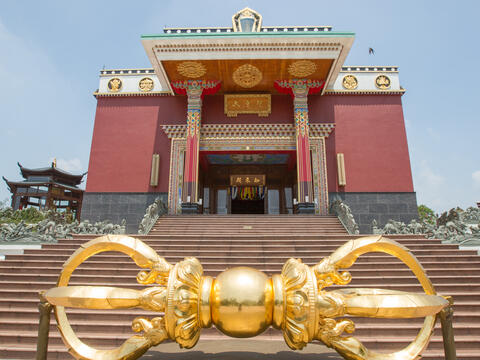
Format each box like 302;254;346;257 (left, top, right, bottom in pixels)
372;206;480;245
0;208;126;243
329;200;359;235
138;198;167;235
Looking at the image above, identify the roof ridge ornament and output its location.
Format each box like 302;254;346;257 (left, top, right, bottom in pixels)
232;7;262;32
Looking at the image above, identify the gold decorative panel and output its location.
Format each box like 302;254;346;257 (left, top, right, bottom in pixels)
161;59;334;93
232;64;263;88
139;77;154;92
224;94;271;117
375;75;391;89
107;78;122;92
177;61;207;78
342;75;358;90
288;60;317;77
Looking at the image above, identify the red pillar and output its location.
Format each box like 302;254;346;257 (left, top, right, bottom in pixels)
171;80;221;213
275;79;324;213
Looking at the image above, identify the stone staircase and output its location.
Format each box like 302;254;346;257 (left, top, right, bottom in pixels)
0;214;479;359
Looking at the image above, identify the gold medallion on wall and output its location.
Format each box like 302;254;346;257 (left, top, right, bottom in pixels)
288;60;317;78
375;75;391;89
342;75;358;90
139;77;154;92
107;78;122;92
232;64;263;88
177;61;207;78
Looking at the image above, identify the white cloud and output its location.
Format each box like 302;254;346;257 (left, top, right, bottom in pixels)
473;170;480;187
413;160;447;212
418;162;444;188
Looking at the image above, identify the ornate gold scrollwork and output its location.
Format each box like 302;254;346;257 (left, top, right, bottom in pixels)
232;64;263;88
288;60;317;78
177;61;207;78
342;75;358;90
45;235;448;360
375;75;391;89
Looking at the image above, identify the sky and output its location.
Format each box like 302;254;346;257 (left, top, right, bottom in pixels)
0;0;478;214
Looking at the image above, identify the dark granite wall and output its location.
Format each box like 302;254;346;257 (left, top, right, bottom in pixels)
329;192;418;234
81;192;168;233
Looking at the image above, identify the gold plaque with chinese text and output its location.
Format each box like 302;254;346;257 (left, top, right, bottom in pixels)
224;94;271;117
230;174;265;186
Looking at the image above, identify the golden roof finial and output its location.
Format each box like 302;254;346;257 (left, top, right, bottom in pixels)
232;7;262;32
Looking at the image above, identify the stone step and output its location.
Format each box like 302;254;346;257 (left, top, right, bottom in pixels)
3;258;480;272
67;233;435;242
3;265;479;277
42;242;458;251
6;253;479;263
21;248;475;258
1;213;478;359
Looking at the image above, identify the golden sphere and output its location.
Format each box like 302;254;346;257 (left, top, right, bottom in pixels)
211;267;273;337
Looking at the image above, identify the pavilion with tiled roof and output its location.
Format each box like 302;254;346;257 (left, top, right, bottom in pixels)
3;162;86;220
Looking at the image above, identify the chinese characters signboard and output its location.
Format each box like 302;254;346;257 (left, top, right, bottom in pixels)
230;175;266;186
224;94;271;117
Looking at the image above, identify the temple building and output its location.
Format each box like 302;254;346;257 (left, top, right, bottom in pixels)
3;162;85;221
82;8;417;232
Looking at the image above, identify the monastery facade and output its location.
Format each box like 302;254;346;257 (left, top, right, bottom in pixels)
81;8;417;232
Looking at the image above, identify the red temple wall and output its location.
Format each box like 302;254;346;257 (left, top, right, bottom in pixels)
86;96;185;193
86;94;413;194
309;95;414;193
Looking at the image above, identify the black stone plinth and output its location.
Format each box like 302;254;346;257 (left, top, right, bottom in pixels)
295;202;316;214
181;202;201;214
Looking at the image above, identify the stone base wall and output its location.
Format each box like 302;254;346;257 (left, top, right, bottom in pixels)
329;192;418;234
81;192;168;233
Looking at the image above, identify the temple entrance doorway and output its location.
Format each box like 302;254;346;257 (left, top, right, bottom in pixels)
165;134;329;215
199;151;296;215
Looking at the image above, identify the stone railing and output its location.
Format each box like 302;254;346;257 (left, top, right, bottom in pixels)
330;200;360;235
0;218;126;243
138;197;167;235
372;206;480;245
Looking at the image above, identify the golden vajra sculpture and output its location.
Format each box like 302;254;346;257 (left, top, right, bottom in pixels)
45;235;448;360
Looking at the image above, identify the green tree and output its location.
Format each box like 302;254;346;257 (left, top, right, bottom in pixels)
418;204;437;225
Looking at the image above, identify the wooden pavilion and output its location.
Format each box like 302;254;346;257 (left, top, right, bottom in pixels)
3;162;86;221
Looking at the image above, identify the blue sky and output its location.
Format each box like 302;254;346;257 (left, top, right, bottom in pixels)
0;0;478;214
